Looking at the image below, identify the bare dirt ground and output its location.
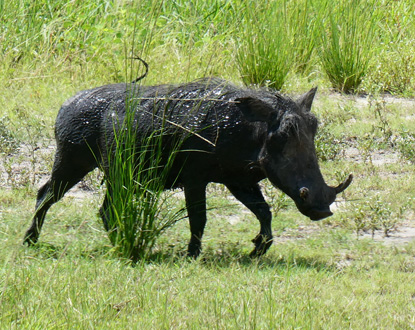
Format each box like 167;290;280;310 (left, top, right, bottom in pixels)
271;221;415;246
361;225;415;245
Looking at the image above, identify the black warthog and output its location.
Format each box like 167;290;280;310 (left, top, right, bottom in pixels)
24;77;352;257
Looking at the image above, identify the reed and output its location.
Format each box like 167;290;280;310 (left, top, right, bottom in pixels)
316;0;380;93
236;0;294;89
104;87;185;261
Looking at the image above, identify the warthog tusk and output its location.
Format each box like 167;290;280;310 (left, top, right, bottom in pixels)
333;174;353;194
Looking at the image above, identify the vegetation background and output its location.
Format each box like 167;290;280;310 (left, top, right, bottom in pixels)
1;0;415;328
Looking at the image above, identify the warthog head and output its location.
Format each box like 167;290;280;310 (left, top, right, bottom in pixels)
238;87;352;220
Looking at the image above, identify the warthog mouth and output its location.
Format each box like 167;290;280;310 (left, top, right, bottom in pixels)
305;208;333;221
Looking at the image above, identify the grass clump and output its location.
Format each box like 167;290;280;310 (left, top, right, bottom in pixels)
396;128;415;163
236;0;295;89
317;0;380;93
365;1;415;95
104;88;185;262
344;193;410;239
315;123;344;162
368;41;415;95
0;117;18;155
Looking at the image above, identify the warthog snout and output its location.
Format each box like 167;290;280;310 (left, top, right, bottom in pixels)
308;208;333;221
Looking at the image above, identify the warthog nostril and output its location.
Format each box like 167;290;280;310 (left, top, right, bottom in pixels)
299;187;309;200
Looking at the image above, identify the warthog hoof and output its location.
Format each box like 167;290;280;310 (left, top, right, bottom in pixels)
249;234;273;258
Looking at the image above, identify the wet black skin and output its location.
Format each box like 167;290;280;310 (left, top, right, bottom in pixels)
24;78;351;257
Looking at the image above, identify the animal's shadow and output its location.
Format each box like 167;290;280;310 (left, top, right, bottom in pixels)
25;241;336;272
142;244;336;272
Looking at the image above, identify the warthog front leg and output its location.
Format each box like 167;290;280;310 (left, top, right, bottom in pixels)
226;183;273;257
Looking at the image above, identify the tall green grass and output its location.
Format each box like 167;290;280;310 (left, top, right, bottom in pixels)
365;1;415;95
237;0;320;90
236;1;294;89
104;86;185;261
1;0;415;95
317;0;381;93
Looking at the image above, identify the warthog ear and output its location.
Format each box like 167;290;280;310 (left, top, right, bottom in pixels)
296;87;317;112
235;97;275;122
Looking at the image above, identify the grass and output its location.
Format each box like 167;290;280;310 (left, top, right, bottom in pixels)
1;0;415;328
2;209;415;328
317;0;380;93
2;0;415;94
104;88;185;261
236;1;294;89
237;0;319;89
2;93;415;327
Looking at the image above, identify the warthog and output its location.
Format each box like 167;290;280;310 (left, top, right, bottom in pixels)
24;77;352;257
